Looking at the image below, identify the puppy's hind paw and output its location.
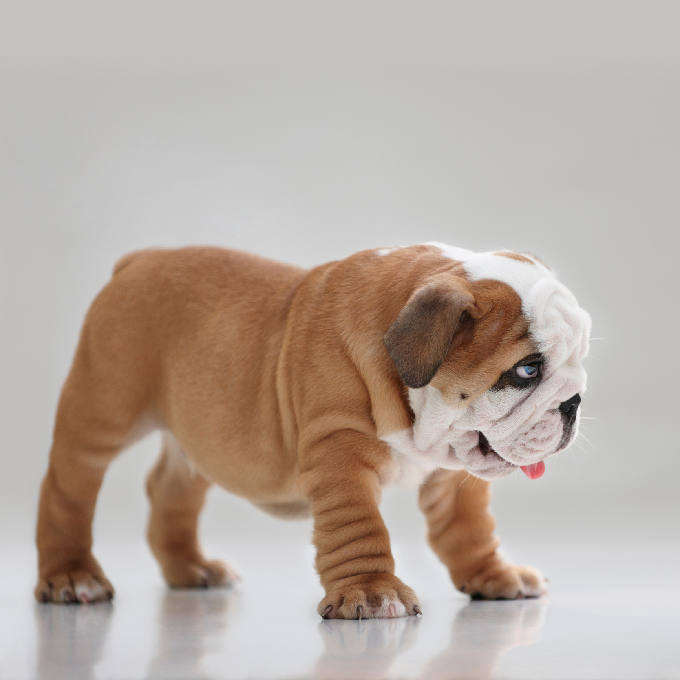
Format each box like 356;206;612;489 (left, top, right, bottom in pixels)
161;556;240;589
35;569;114;605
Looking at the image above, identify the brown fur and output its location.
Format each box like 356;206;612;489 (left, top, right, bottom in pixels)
383;276;475;389
35;245;545;616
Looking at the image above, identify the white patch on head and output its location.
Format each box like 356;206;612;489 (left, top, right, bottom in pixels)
376;245;405;257
426;241;591;369
381;242;592;483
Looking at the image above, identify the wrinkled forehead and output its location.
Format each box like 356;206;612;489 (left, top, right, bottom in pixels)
427;242;591;369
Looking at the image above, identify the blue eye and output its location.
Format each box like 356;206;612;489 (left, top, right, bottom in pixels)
515;363;539;379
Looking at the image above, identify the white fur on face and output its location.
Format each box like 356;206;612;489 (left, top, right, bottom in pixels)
381;243;591;484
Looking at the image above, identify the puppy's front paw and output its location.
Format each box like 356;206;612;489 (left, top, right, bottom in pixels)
319;575;421;620
458;561;547;600
35;568;114;604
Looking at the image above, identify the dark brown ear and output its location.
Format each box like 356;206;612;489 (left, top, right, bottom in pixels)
384;281;474;389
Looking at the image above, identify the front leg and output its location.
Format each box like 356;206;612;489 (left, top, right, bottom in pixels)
305;430;421;619
419;470;547;600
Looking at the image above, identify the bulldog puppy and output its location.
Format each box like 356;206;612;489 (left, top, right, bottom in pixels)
35;244;590;618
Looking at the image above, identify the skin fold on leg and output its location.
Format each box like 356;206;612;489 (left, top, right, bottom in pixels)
304;430;421;620
419;470;546;600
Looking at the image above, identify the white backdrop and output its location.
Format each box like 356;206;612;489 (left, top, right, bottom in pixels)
1;3;679;557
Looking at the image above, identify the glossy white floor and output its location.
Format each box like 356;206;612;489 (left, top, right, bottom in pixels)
2;530;679;680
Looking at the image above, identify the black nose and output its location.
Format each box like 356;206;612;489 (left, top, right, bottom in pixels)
559;394;581;419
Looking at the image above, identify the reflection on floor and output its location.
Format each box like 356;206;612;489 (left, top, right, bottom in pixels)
2;539;679;679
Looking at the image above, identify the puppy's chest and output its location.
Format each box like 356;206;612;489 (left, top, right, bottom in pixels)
379;428;452;488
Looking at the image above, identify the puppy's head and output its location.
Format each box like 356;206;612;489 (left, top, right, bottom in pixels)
383;244;591;481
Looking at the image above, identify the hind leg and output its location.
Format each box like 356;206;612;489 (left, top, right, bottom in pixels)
146;432;238;589
35;269;161;604
35;448;117;604
35;357;148;603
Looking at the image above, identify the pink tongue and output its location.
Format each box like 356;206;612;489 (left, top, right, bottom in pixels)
520;461;545;480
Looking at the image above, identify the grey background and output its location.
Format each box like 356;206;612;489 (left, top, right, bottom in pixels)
1;2;678;557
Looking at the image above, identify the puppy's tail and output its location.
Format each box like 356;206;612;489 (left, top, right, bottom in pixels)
112;248;164;277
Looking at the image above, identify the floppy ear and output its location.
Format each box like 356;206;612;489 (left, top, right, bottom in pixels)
383;281;475;389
